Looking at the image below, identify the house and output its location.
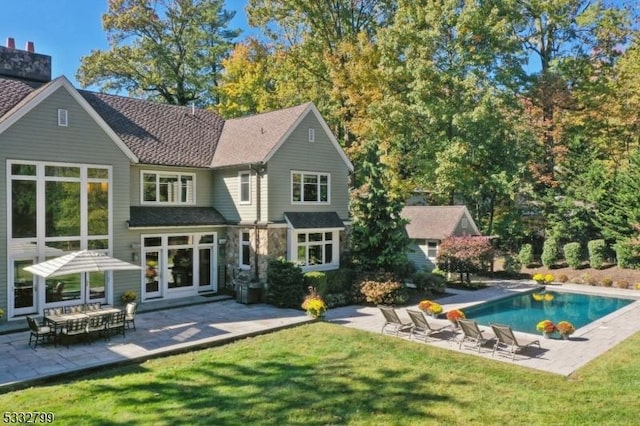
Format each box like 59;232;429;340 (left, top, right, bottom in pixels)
401;205;481;270
0;41;352;321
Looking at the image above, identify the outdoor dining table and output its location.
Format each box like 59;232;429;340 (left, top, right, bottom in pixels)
44;306;123;335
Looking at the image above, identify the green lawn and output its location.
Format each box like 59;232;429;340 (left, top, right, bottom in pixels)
2;322;639;425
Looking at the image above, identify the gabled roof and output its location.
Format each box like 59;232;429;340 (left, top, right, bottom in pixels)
0;76;137;162
81;92;224;168
212;102;354;171
0;75;350;171
401;205;481;240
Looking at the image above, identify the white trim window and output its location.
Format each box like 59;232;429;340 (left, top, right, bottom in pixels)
142;171;194;204
427;241;438;259
240;231;251;270
239;171;251;204
291;229;339;271
291;171;330;204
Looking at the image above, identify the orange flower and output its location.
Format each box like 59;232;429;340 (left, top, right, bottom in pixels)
446;309;465;322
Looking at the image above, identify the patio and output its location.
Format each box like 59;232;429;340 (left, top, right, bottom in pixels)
1;280;639;391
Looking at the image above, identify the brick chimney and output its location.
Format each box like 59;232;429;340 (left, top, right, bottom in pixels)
0;38;51;83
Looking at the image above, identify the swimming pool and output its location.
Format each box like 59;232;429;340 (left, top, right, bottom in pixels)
463;289;635;336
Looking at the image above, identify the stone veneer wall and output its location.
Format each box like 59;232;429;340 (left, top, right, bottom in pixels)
224;224;350;287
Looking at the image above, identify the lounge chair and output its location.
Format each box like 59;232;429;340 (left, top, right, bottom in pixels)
406;309;449;342
457;319;494;353
378;306;413;336
490;323;541;360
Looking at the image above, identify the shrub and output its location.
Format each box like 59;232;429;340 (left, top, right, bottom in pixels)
582;273;597;286
541;238;558;268
359;276;408;305
616;280;629;289
601;277;613;287
324;268;356;295
588;239;607;270
518;244;534;267
615;240;640;269
412;270;446;295
324;293;348;308
557;273;569;283
304;271;327;296
563;242;582;269
266;258;305;308
502;254;522;274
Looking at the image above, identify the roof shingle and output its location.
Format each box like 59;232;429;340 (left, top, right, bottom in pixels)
401;205;480;240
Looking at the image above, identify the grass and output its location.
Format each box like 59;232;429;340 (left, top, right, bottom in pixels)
1;322;640;425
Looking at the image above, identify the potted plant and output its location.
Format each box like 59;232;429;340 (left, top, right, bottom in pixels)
556;321;575;339
536;319;557;338
418;300;443;317
446;309;465;326
301;286;327;319
121;290;137;305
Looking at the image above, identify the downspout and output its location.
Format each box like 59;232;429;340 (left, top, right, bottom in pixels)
250;163;265;282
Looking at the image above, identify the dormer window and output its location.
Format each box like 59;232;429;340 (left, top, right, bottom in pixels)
142;171;194;204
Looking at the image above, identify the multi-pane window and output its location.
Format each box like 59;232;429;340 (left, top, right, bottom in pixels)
291;171;329;203
294;231;337;267
240;231;251;269
142;172;194;204
9;161;111;313
427;241;438;258
239;172;251;204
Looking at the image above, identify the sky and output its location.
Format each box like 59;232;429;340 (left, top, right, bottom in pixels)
0;0;250;87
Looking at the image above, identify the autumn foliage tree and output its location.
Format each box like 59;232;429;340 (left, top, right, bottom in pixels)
436;236;494;283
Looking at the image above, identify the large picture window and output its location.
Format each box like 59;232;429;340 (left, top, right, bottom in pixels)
291;171;330;204
8;161;111;316
142;171;194;204
292;230;339;270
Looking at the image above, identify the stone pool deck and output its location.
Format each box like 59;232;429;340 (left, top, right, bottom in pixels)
326;281;640;376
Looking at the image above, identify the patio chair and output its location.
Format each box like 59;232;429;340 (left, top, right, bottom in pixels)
125;302;137;331
457;319;495;353
406;309;449;342
59;317;89;348
26;316;54;349
106;311;126;340
43;307;64;316
86;314;108;342
490;323;541;361
378;306;413;336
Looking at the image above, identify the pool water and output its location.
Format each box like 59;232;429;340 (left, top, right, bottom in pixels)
464;290;634;336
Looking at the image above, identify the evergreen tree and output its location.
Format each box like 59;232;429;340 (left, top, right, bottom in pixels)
349;144;410;274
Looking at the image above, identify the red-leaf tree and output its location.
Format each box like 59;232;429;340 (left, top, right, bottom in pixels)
436;236;494;283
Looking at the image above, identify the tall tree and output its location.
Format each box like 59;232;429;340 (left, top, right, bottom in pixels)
244;0;396;145
370;0;529;231
77;0;240;106
349;144;410;274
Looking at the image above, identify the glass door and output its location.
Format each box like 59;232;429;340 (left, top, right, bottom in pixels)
13;259;37;315
198;247;213;292
144;250;161;299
